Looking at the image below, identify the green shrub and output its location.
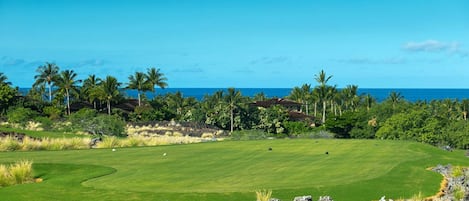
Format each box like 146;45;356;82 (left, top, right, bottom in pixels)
231;130;271;140
6;107;38;127
42;106;62;120
34;116;53;130
284;121;314;135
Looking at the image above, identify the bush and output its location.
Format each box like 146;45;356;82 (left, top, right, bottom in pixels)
42;106;62;120
284;121;314;135
231;130;271;140
92;115;127;137
6;107;38;127
34;116;53;130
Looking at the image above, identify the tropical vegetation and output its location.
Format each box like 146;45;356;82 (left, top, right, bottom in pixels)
1;65;469;149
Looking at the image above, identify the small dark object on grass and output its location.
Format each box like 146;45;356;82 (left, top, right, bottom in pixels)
325;151;329;155
268;147;272;151
89;137;102;148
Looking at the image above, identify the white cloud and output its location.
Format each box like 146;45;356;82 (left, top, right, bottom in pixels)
402;40;464;54
76;59;107;67
250;56;290;65
171;67;204;73
0;56;26;66
334;57;407;65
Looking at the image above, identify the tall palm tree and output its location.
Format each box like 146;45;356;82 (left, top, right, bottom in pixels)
225;88;243;133
289;84;312;114
388;91;403;111
34;62;59;102
82;74;102;109
364;94;375;112
145;67;168;95
342;85;358;111
314;70;333;124
127;72;150;106
0;72;11;85
166;91;185;116
55;70;80;115
100;76;121;115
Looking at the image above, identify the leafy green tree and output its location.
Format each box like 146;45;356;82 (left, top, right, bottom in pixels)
256;105;289;134
0;84;18;115
444;121;469;149
325;112;359;138
55;70;80;115
145;67;168;95
33;62;59;102
127;71;151;106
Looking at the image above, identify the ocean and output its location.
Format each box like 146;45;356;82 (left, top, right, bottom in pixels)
18;88;469;102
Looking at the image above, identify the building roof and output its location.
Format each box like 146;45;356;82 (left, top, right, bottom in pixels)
251;98;301;108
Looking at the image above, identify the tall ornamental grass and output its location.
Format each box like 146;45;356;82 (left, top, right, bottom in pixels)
0;160;34;187
1;135;204;151
255;189;272;201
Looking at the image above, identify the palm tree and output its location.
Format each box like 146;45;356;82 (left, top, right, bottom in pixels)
289;84;312;114
34;62;59;102
127;72;150;106
145;67;168;95
82;74;102;109
100;76;121;115
342;85;358;111
55;70;80;115
225;88;243;133
364;94;375;112
388;91;403;111
166;91;185;116
314;70;333;124
0;72;11;85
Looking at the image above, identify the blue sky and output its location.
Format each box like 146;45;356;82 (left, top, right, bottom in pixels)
1;0;468;88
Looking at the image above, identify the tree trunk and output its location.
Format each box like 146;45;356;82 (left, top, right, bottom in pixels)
230;107;234;133
66;89;70;115
322;100;326;123
314;102;317;117
138;92;141;106
305;101;309;115
48;83;52;102
107;100;111;115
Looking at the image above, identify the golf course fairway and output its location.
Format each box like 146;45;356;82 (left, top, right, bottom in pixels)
0;139;468;201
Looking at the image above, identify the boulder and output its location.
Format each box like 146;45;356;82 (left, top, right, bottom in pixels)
293;195;312;201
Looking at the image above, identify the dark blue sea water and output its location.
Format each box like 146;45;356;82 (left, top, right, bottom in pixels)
19;88;469;102
121;88;469;102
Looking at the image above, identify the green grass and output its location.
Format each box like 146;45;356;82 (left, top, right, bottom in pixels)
0;126;86;139
0;139;468;201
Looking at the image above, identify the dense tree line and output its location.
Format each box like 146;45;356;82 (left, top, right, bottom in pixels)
1;66;469;149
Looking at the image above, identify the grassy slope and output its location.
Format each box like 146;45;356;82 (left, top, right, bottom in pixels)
0;139;468;201
0;127;86;138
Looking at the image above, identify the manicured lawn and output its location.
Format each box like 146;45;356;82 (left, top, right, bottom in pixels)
0;139;467;201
